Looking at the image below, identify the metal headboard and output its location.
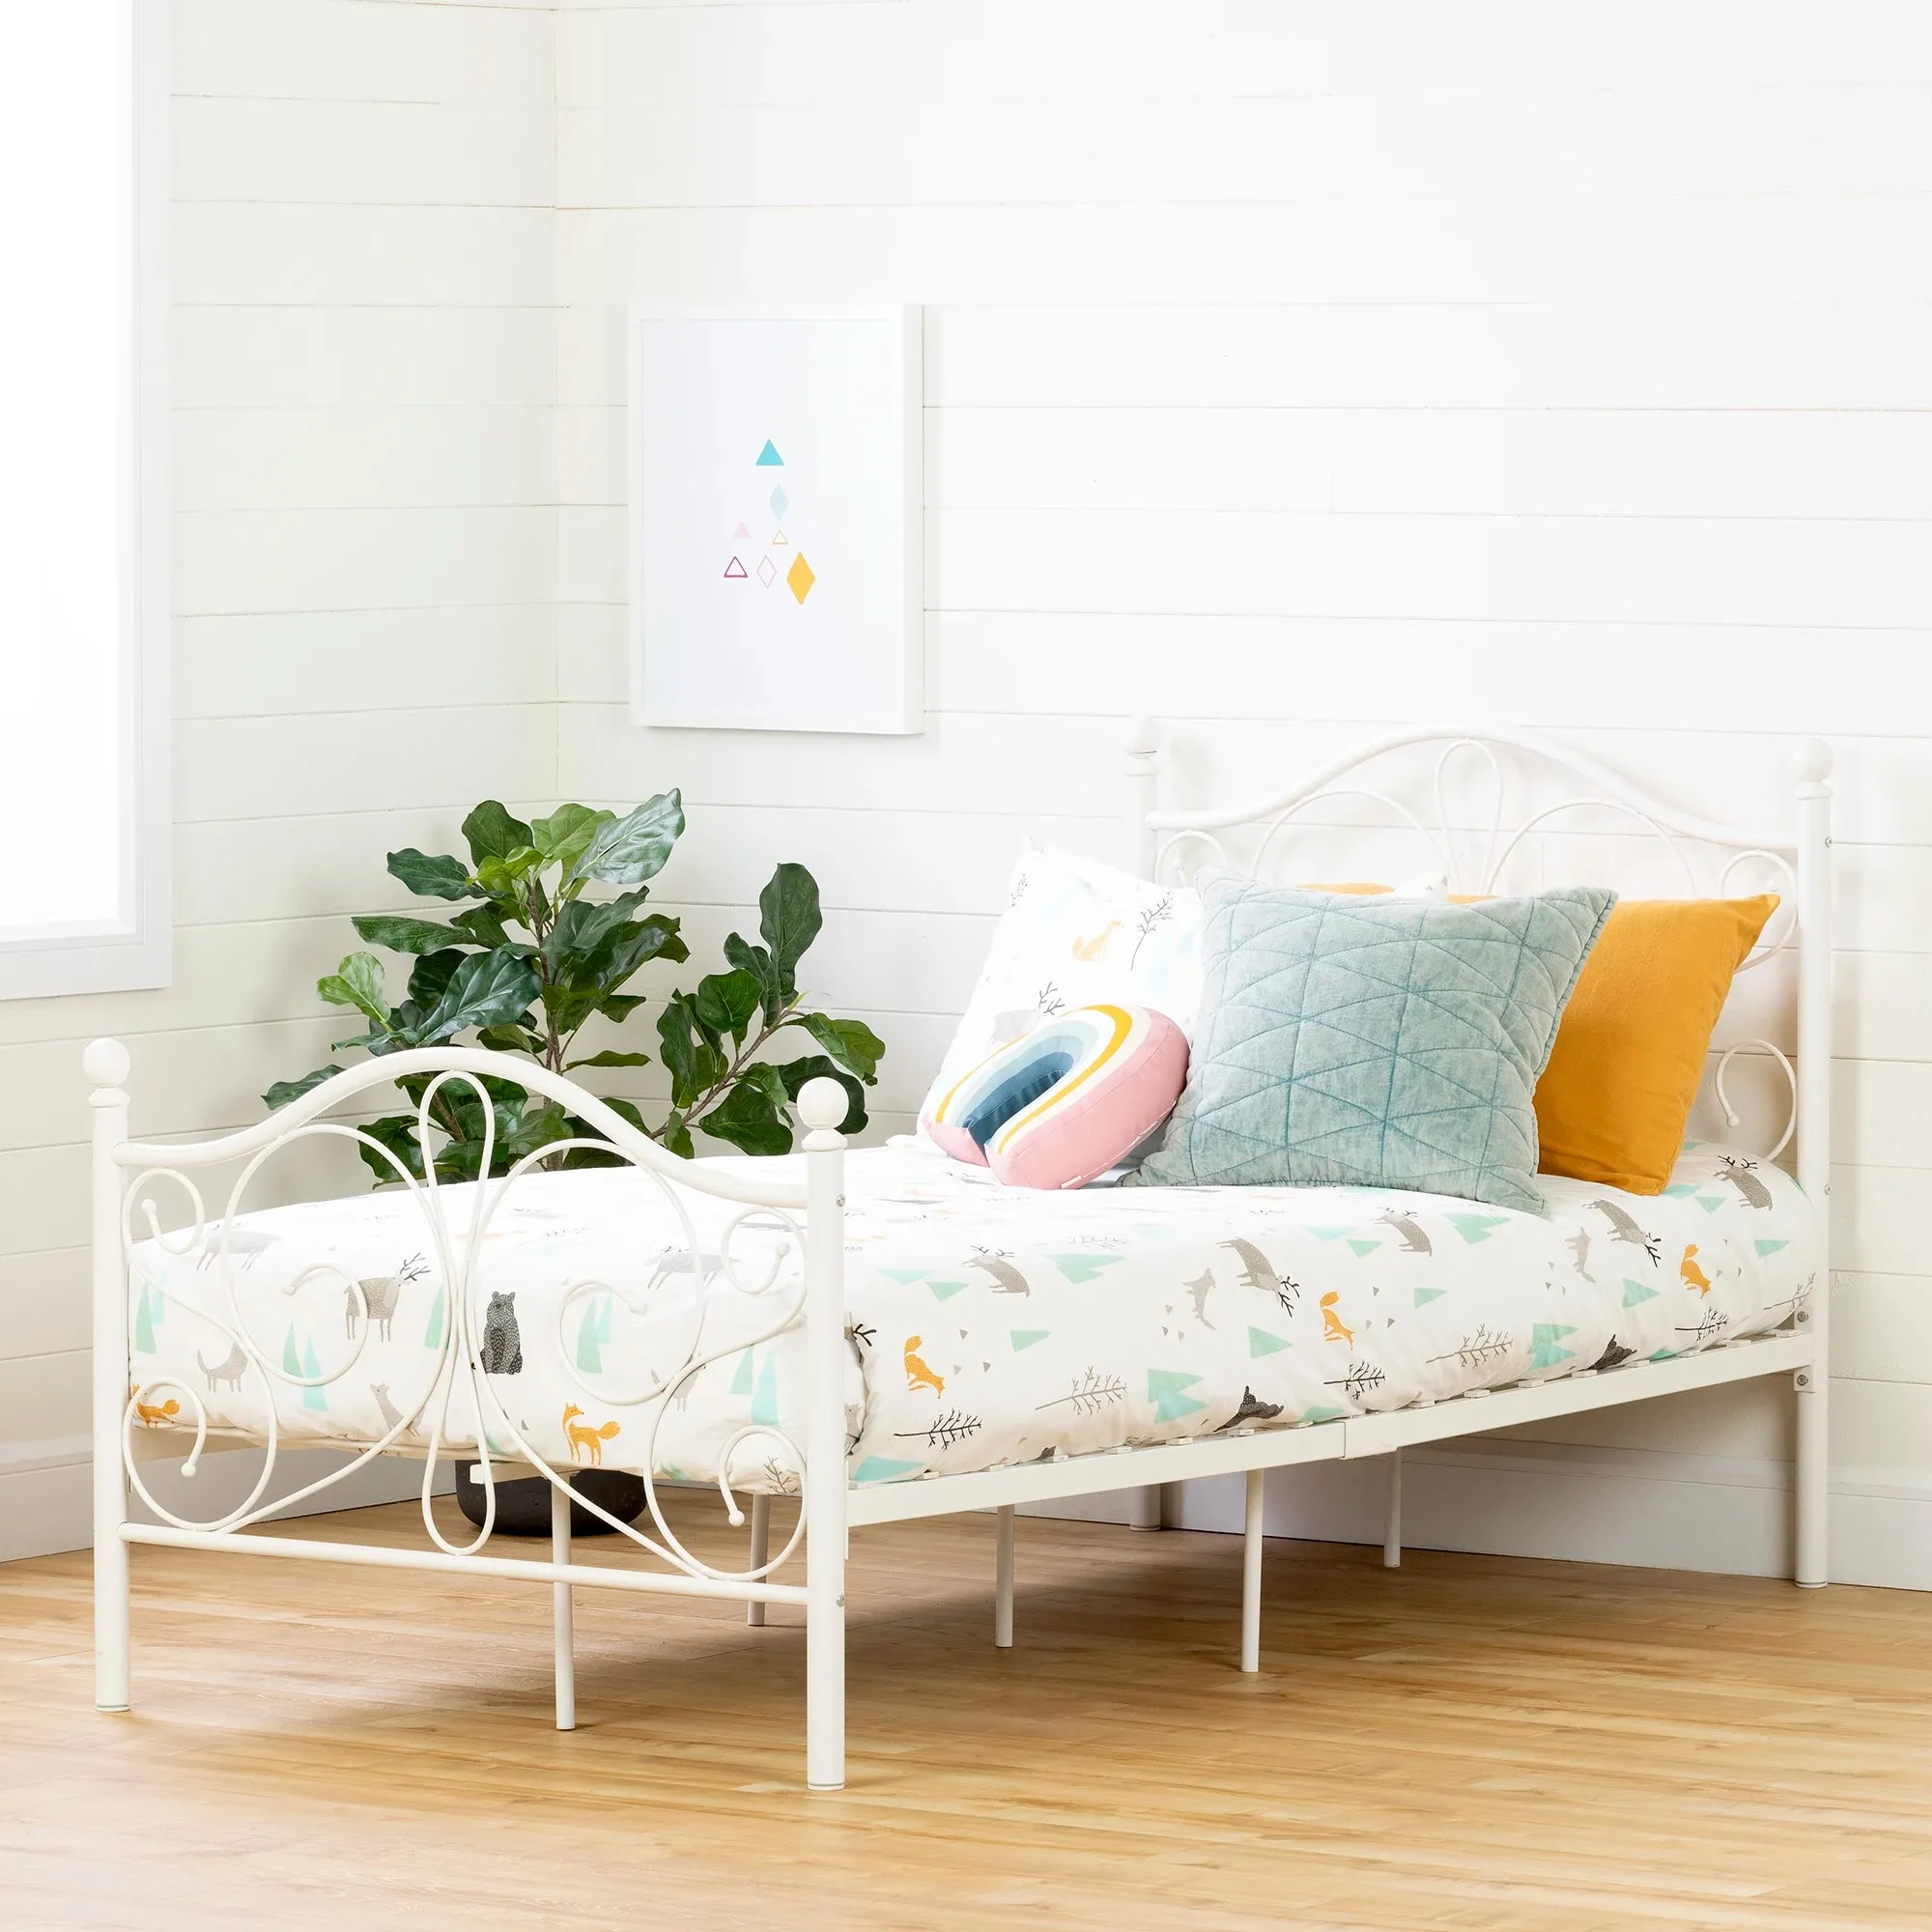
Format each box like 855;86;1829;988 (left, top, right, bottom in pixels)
1121;719;1833;1188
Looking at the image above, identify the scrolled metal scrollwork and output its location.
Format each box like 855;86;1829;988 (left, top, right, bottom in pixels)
118;1062;824;1589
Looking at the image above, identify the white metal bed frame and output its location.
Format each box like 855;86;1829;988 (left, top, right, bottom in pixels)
87;723;1833;1792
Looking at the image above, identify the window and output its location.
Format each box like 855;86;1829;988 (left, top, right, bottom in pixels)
0;0;168;999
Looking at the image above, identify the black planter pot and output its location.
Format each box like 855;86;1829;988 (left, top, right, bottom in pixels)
454;1463;648;1537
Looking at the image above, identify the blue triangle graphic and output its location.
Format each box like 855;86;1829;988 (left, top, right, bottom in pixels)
1413;1286;1447;1307
755;440;784;467
853;1456;922;1483
1010;1329;1050;1351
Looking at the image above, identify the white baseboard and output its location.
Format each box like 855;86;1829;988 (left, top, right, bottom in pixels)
0;1437;453;1564
1026;1438;1932;1592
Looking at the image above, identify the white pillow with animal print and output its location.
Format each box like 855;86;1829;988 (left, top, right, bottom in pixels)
919;841;1204;1140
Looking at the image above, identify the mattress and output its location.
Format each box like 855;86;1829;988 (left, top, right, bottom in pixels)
128;1139;1819;1493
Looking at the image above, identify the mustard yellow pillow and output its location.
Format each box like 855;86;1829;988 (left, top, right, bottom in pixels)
1533;895;1778;1194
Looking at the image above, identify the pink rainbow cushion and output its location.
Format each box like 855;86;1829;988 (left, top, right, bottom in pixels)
921;1004;1190;1190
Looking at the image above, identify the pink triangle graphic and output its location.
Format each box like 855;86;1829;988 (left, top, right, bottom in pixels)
724;555;748;579
733;522;752;540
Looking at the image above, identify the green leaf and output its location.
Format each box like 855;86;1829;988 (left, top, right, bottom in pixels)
471;848;543;900
317;952;392;1028
704;1076;795;1156
786;1011;885;1083
541;980;604;1039
694;968;762;1043
452;903;515;949
777;1054;868;1134
659;1109;696;1160
386;848;477;901
656;993;725;1108
598;992;649;1023
264;1065;343;1111
330;1024;401;1055
566;1049;653;1070
476;1024;544;1056
595;911;685;988
757;863;823;999
532;804;611;878
576;789;685;887
542;891;651;984
724;932;783;1026
352;914;475;956
461;800;534;867
357;1114;427;1184
411;949;544;1046
406;948;468;1012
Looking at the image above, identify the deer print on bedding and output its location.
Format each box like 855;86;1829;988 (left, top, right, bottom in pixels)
345;1254;428;1342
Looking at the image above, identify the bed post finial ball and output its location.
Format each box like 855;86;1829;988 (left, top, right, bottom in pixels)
1794;738;1834;784
797;1077;849;1134
1124;716;1159;761
83;1037;130;1090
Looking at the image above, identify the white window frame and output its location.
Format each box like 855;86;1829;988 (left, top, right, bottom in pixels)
0;0;171;1001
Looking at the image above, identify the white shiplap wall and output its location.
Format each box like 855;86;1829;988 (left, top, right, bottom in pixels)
0;0;558;1555
554;0;1932;1582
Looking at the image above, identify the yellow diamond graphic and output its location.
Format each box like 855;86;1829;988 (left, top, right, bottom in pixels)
786;553;815;604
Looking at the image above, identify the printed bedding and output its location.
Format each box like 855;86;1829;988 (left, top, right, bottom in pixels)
128;1141;1819;1493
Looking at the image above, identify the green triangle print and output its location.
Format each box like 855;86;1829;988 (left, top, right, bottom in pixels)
926;1278;968;1300
283;1324;301;1378
1347;1238;1380;1258
1308;1226;1357;1243
1754;1238;1790;1258
853;1455;922;1483
423;1286;445;1349
1697;1196;1725;1214
1247;1325;1291;1358
1447;1214;1511;1244
1662;1182;1698;1198
576;1307;603;1374
880;1267;927;1284
1148;1368;1208;1421
730;1348;755;1396
1413;1285;1448;1307
753;1355;780;1426
596;1294;614;1343
1050;1254;1122;1283
133;1285;156;1354
1528;1322;1577;1371
755;439;784;467
1009;1329;1050;1352
1622;1278;1660;1307
1302;1405;1345;1424
301;1337;327;1411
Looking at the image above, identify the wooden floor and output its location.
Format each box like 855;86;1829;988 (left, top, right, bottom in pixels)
4;1501;1932;1931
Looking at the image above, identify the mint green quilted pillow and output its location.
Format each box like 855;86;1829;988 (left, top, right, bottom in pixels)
1133;881;1615;1212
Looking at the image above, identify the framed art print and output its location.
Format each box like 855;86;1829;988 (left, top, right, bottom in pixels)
629;306;923;734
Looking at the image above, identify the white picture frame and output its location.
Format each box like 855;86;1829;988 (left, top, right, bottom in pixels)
628;305;923;734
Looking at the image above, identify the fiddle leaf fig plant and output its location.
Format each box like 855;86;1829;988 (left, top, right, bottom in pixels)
266;793;883;1182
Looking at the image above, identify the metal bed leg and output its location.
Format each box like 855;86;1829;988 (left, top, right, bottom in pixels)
746;1492;771;1628
1383;1450;1403;1570
1796;1370;1828;1586
1130;1481;1180;1529
800;1081;849;1791
1240;1468;1264;1674
88;1040;132;1714
994;1505;1015;1649
551;1483;577;1731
